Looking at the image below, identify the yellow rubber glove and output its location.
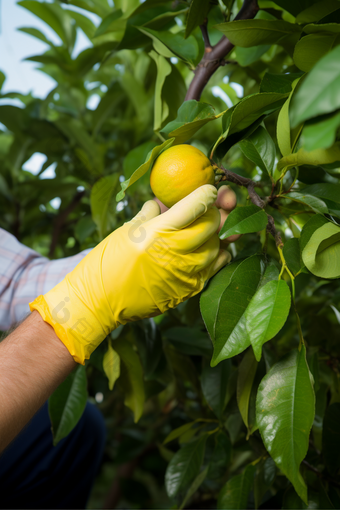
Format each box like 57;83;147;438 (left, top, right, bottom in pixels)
30;184;231;364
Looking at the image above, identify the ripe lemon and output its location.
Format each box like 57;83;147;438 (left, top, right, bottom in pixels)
150;144;216;208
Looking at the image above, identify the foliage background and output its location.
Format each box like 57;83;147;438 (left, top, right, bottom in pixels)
1;0;340;508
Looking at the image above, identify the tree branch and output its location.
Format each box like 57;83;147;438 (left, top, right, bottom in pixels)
185;0;259;101
200;19;212;49
48;190;85;258
220;166;283;246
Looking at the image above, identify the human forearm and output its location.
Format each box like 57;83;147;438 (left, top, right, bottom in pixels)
0;310;76;453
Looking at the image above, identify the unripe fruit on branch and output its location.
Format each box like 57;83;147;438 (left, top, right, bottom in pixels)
150;145;216;208
218;208;241;243
215;185;237;211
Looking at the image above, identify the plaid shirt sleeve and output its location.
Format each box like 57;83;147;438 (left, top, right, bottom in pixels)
0;228;91;331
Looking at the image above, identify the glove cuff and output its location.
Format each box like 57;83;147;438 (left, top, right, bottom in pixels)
29;277;107;364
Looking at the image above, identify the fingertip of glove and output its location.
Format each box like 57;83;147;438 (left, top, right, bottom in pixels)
141;200;161;219
209;249;231;278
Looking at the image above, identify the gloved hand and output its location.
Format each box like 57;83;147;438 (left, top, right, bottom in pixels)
30;184;231;364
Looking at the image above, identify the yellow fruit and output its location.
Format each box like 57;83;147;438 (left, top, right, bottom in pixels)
150;145;216;208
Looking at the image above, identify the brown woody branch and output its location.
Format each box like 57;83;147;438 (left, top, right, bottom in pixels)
48;190;85;258
220;166;283;246
185;0;259;101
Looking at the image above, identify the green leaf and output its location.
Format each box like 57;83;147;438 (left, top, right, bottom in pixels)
207;431;232;479
116;138;174;201
290;45;340;127
283;238;302;276
165;435;207;498
213;92;287;157
237;348;258;429
260;72;303;94
322;403;340;476
293;33;337;73
103;340;120;390
18;1;74;49
48;365;88;446
277;78;301;158
302;222;340;278
219;205;268;240
272;0;314;17
91;173;119;239
179;466;209;509
301;183;340;216
235;44;271;67
300;214;330;252
0;71;5;91
149;50;172;131
139;28;199;65
216;19;301;47
74;216;96;244
217;463;255;509
201;359;231;419
238;126;276;177
161;100;219;144
164;421;197;445
256;345;315;504
296;0;340;24
246;280;291;361
303;112;340;151
185;0;210;38
19;26;53;45
285;192;328;214
254;457;276;509
132;320;163;379
277;143;340;172
113;338;145;422
282;487;308;509
200;256;278;365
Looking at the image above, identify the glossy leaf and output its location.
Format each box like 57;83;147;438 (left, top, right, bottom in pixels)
293;33;337;73
216;19;301;47
149;50;172;131
219;205;268;240
285;192;328;214
256;345;315;503
277;143;340;172
161;100;219;144
260;72;303;94
201;256;280;366
165;435;207;498
213;92;287;156
217;463;255;509
302;222;340;278
322;403;340;476
179;466;209;509
139;28;199;65
303;112;340;151
296;0;340;23
48;365;88;446
300;214;330;252
301;183;340;215
290;45;340;127
277;78;301;158
201;359;231;419
237;348;258;428
116;138;174;200
103;340;121;390
246;280;291;361
113;338;145;422
91;173;119;239
238;126;276;177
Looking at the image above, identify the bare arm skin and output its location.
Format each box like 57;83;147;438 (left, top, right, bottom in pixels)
0;311;76;453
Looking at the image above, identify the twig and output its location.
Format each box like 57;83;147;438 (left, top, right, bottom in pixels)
48;190;85;258
185;0;259;101
200;19;212;49
219;165;283;246
302;460;340;490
